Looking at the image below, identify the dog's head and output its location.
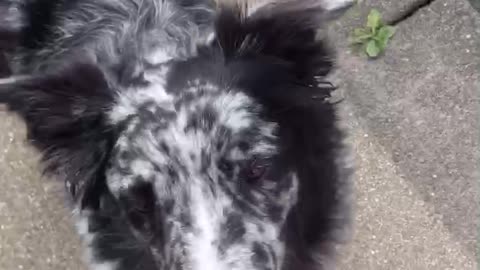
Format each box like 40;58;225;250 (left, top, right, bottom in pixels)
0;1;353;269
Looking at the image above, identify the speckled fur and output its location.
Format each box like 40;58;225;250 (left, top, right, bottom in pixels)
0;0;354;270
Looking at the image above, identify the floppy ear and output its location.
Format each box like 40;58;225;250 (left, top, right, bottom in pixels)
0;63;116;209
215;0;353;79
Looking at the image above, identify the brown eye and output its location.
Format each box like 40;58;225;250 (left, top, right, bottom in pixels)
246;158;269;183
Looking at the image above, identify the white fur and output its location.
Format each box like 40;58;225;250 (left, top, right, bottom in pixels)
0;76;32;85
73;209;119;270
187;184;226;270
110;68;174;124
89;261;119;270
322;0;354;11
212;92;254;132
131;159;155;179
147;48;174;65
107;173;133;194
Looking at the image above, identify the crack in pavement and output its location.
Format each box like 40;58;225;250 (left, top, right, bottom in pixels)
388;0;438;26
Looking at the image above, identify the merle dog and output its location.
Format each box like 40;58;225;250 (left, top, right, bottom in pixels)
0;0;354;269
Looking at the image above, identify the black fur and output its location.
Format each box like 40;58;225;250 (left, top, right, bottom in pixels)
0;63;115;208
213;6;350;267
0;1;353;269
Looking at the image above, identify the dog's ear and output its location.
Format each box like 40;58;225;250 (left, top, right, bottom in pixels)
0;63;115;209
215;0;353;79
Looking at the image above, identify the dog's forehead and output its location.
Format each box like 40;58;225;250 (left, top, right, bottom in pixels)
107;72;278;194
103;68;295;270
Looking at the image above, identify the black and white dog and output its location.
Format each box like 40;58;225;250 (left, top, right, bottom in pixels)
0;0;354;269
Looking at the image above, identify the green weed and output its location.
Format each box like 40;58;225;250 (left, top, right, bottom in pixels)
351;9;396;58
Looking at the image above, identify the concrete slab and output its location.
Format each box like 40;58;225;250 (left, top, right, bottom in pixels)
325;0;419;47
329;0;480;267
0;113;84;270
336;103;476;269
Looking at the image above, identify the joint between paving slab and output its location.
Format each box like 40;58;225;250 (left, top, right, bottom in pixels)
387;0;438;26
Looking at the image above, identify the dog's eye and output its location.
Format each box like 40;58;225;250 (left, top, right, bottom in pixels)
130;195;154;214
120;183;156;235
245;158;270;183
123;184;156;213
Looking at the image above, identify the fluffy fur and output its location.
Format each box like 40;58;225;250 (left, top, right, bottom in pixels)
0;0;354;269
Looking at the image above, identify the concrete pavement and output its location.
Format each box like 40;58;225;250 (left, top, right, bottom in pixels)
330;0;479;268
0;115;84;270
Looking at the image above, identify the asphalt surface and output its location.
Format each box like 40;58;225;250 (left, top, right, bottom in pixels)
0;0;478;269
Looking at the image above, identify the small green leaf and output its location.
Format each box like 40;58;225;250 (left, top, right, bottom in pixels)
376;38;387;51
350;9;395;59
351;35;371;44
366;40;381;57
375;26;395;50
351;28;373;44
351;37;367;44
367;9;382;30
378;26;396;39
375;34;389;50
353;28;370;36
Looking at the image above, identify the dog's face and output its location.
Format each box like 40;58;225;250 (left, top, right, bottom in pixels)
106;56;300;269
0;1;353;269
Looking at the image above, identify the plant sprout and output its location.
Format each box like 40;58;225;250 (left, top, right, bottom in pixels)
351;9;396;58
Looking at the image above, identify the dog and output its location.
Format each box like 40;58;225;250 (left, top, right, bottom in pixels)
0;0;354;269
